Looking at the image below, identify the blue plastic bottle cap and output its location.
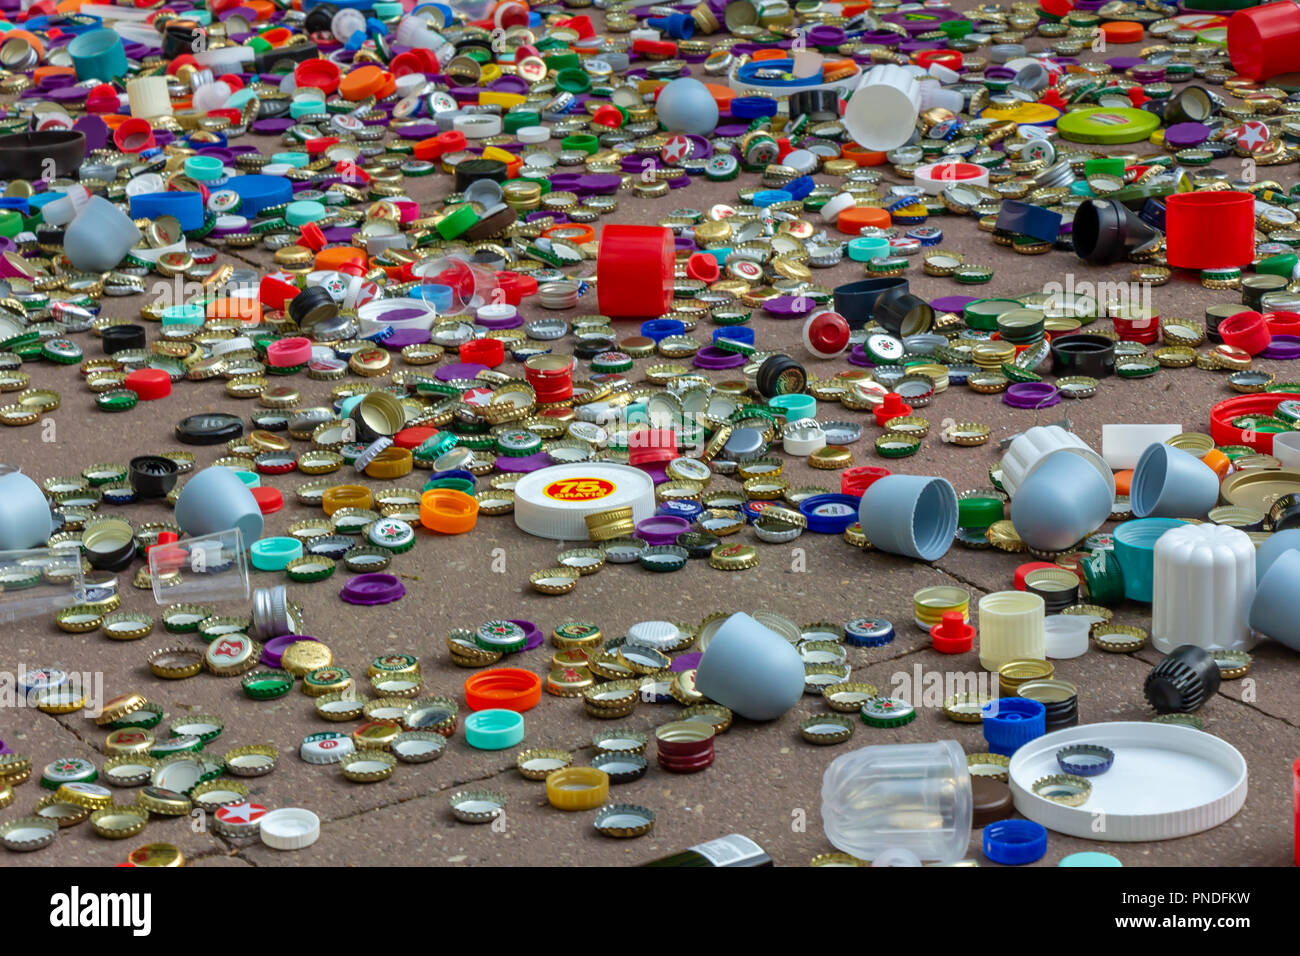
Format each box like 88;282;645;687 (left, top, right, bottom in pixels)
1059;851;1122;867
983;819;1048;865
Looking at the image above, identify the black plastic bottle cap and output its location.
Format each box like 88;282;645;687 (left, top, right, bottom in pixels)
1144;644;1221;714
288;285;338;331
756;354;806;398
454;159;509;193
832;277;908;330
873;285;934;337
1049;333;1116;378
304;2;339;32
175;413;244;446
129;456;180;498
102;324;146;355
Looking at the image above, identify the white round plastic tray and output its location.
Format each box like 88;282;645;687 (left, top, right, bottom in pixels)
1008;721;1246;841
513;463;656;540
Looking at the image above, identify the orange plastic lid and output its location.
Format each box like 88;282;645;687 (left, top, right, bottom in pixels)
314;247;368;273
836;206;891;234
841;144;887;166
1113;470;1133;496
245;0;276;19
4;30;46;58
1201;449;1231;479
259;26;292;46
752;48;785;61
704;82;735;112
205;295;261;323
1100;20;1144;43
339;64;385;101
420;489;479;534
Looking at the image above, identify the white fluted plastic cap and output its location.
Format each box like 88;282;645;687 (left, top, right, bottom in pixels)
259;808;320;850
1000;425;1114;499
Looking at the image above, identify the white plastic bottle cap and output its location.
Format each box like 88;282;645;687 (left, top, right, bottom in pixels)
126;75;172;119
477;303;517;322
259;808;321;850
453;113;503;138
394;73;425;97
517;125;550;144
191;80;232;112
211;336;254;357
124;173;166;198
783;420;827;457
783;149;818;175
819;192;855;223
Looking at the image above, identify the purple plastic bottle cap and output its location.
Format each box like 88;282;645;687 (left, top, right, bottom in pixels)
1163;122;1209;149
494;452;551;473
643;464;670;484
670;652;702;673
382;329;431;349
714;123;751;137
684;134;713;159
510;619;544;651
764;295;816;317
1004;382;1061;409
636;515;690;546
435;362;489;381
1105;56;1144;71
474;312;523;330
73;115;109;153
262;634;319;667
848;344;873;367
1260;335;1300;361
252;118;295;134
340;573;406;606
693;346;747;369
577;173;622;194
931;294;979;314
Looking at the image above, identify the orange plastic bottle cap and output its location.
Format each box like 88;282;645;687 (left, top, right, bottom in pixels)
836;206;891;234
1113;469;1134;496
1100;21;1144;43
420;489;479;534
340;64;385;101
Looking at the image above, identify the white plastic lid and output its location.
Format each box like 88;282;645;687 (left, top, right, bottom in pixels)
1043;615;1090;659
259;808;321;850
513;463;656;540
517;125;550;144
819;192;855;223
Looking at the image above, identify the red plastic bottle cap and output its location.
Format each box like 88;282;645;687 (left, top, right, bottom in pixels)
1040;0;1073;15
802;310;850;358
686;252;720;283
1219;310;1273;356
1014;561;1060;591
632;37;677;57
294;58;341;94
394;426;438;449
260;275;300;311
113;117;155;153
304;136;339;156
931;611;975;654
841;465;890;496
85;84;119;113
219;74;244;91
917;49;962;70
873;392;912;427
555;14;595;38
497;270;538;305
1165;191;1255;270
123;368;171;400
1265;310;1300;335
298;221;327;251
627;428;678;466
596;224;675;318
266;336;312;368
592;104;624;128
252;486;283;515
459;337;506;368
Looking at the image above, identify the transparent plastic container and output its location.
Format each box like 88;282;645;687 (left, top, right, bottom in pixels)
0;548;86;624
410;255;500;312
148;528;250;606
821;740;972;864
978;591;1045;670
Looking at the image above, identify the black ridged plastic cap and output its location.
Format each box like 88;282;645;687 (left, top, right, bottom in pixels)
1144;644;1221;714
129;455;180;499
756;354;806;398
304;3;339;32
175;413;244;446
102;324;146;355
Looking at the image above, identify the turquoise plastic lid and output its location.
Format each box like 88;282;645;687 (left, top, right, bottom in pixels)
285;200;327;226
464;709;525;750
1059;852;1122;867
272;151;310;168
233;470;261;489
249;536;304;571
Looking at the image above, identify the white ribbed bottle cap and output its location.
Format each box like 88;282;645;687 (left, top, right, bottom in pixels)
127;76;172;119
259;808;320;850
819;192;855;223
517;125;550;144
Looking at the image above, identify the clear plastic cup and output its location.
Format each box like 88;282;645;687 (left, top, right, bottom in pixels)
0;548;85;624
821;740;972;863
409;255;500;312
147;528;250;606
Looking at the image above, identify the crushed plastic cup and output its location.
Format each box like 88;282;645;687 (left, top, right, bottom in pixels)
148;528;251;606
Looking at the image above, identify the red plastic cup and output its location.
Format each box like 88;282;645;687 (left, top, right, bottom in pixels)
1165;191;1255;270
686;252;720;283
1228;1;1300;81
596;225;674;318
